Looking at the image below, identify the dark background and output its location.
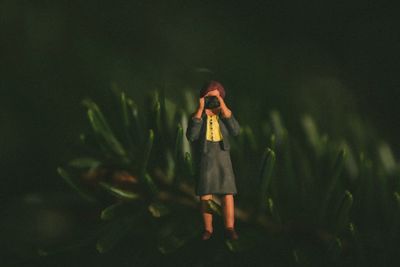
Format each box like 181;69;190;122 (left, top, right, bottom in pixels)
1;0;399;259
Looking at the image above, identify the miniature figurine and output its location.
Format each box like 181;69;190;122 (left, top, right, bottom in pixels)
186;80;241;241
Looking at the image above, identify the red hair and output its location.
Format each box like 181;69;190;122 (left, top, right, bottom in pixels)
199;80;226;98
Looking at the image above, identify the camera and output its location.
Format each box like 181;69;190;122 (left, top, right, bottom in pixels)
204;96;220;109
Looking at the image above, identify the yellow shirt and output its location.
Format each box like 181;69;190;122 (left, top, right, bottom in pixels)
206;114;223;142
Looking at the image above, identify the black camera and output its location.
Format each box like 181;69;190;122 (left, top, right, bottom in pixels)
204;96;220;109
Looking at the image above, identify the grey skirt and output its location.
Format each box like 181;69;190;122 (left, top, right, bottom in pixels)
196;140;238;196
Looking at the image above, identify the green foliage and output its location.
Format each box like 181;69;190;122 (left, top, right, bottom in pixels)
101;202;127;221
82;99;130;164
333;190;353;234
96;216;135;253
257;147;276;214
55;86;400;266
148;201;170;218
57;167;96;203
99;182;140;200
206;199;223;216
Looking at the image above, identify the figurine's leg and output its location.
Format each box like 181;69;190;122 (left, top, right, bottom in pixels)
222;194;235;229
200;194;213;233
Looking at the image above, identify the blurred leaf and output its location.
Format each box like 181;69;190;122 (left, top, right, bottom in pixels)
325;149;346;203
184;152;194;179
82;99;129;162
38;235;97;257
194;67;213;73
57;167;96;203
165;150;175;183
96;218;132;253
111;83;130;127
183;90;196;115
269;134;276;151
148;202;170;218
163;97;178;134
174;124;183;160
318;148;346;223
206;199;222;216
394;192;400;209
148;91;161;133
225;229;263;252
158;234;185;254
99;182;140;200
243;126;257;152
126;97;144;144
111;84;137;157
270;110;287;144
258;147;276;213
291;247;312;265
154;99;161;130
281;137;296;203
68;157;101;169
348;222;366;264
179;111;191;155
327;237;343;260
292;249;300;264
139;130;159;195
170;124;183;185
101;202;129;221
378;142;397;174
159;89;172;138
157;215;200;254
349;222;356;237
144;173;158;195
340;142;359;179
301;115;322;156
140;129;154;177
334;190;353;233
267;197;281;223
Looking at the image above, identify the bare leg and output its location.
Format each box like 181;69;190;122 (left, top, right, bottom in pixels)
200;194;213;233
222;194;235;229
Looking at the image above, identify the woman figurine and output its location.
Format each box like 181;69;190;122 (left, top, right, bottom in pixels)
186;80;241;241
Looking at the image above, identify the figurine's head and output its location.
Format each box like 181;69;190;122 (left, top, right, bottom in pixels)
200;80;226;99
200;80;225;111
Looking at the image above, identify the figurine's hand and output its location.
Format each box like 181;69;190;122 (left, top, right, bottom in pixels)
198;97;205;110
216;95;232;118
193;97;205;119
206;89;220;97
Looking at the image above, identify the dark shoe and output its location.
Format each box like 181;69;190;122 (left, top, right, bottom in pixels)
224;227;239;240
202;230;213;240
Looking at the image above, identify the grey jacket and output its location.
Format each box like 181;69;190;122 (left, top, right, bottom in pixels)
186;112;241;153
